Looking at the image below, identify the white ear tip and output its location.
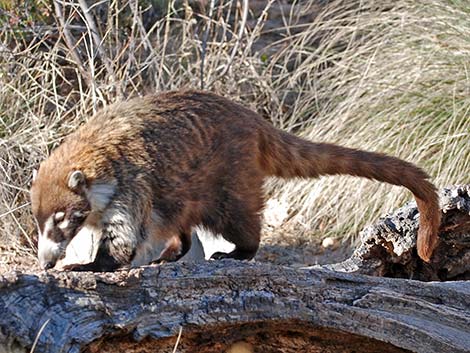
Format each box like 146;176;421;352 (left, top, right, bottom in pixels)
32;169;38;182
68;170;85;190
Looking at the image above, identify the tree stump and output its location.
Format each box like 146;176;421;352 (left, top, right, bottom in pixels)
0;185;469;353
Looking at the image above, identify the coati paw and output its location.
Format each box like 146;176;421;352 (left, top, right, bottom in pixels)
210;252;231;260
210;249;257;261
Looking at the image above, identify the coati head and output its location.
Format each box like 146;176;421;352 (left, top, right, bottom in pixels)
31;167;115;270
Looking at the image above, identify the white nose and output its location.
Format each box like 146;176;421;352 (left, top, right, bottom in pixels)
38;235;61;270
40;260;54;270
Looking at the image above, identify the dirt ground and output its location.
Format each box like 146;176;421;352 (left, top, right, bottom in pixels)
257;225;352;266
0;246;38;274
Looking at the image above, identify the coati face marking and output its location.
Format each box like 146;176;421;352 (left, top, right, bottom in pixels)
31;168;115;270
35;210;89;269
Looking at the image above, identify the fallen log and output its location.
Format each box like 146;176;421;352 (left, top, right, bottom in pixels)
326;185;470;281
0;185;469;353
1;262;469;353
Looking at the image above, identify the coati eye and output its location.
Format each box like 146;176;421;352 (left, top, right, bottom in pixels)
70;211;86;222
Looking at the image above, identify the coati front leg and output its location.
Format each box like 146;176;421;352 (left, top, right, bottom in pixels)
73;188;155;272
150;231;192;264
68;208;141;272
87;202;146;271
71;243;124;272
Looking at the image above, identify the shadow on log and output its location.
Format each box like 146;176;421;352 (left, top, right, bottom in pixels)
0;186;469;353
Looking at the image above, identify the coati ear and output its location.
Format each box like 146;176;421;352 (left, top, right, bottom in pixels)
32;169;38;183
68;170;86;190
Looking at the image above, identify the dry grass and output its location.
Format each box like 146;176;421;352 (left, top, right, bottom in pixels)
0;0;469;268
264;0;470;241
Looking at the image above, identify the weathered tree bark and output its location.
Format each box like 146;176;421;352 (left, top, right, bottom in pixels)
1;262;469;353
0;185;469;353
326;185;470;281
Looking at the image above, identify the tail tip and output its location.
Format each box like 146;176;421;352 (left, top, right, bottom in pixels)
417;228;439;263
417;247;432;263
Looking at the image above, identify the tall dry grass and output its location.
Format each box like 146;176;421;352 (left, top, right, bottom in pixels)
264;0;470;241
0;0;468;267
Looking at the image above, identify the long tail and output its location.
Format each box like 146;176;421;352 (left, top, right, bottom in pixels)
257;129;441;262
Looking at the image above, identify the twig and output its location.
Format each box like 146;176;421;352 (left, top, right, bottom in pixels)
77;0;119;96
207;0;248;88
53;0;91;86
157;0;174;91
30;319;50;353
172;326;183;353
243;0;275;58
200;0;216;90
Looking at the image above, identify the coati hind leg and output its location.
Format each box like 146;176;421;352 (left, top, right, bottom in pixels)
210;218;261;260
210;189;264;261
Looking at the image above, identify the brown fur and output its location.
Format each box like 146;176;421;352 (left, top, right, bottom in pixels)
31;90;440;270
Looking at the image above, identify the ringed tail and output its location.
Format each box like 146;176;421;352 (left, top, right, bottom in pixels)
258;128;441;262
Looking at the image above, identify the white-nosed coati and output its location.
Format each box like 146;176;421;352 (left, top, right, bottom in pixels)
30;90;441;271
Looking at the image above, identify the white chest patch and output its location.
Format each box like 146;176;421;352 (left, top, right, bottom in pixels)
55;223;103;270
